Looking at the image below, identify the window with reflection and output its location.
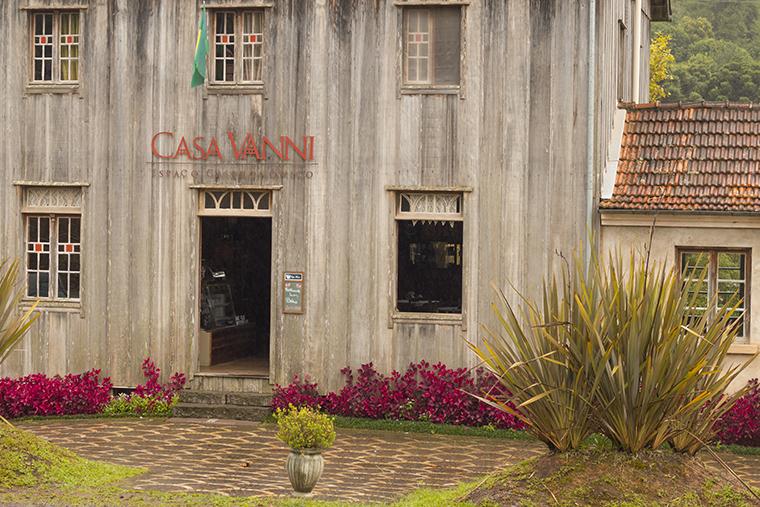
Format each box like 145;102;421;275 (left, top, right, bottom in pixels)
680;249;748;339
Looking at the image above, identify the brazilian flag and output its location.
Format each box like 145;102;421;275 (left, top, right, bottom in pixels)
191;4;208;88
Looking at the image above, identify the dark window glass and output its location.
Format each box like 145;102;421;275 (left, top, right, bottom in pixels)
397;221;463;314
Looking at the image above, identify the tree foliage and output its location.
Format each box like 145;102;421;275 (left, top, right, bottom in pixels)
653;0;760;102
650;34;675;101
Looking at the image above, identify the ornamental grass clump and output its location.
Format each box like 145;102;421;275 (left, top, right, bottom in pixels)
0;260;39;367
468;250;611;452
470;242;756;455
275;405;336;451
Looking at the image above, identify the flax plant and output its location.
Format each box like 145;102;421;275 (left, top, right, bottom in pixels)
587;252;754;453
470;242;754;455
0;260;39;365
469;250;611;452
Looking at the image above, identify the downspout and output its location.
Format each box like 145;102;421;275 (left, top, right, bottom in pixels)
632;0;642;103
585;0;596;268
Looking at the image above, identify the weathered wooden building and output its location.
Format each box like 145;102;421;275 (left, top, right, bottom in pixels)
0;0;670;392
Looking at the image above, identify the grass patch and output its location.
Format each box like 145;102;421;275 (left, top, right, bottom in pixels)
0;484;482;507
263;414;534;441
0;423;144;490
712;443;760;456
466;447;759;507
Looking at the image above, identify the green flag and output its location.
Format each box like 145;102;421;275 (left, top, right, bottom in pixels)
191;5;208;88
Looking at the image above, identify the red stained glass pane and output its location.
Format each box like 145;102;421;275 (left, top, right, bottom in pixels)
65;244;73;253
35;243;42;252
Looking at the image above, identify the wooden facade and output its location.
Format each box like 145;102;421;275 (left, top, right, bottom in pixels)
0;0;666;390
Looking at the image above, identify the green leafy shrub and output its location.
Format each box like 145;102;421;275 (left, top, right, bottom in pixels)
103;393;177;417
275;405;336;451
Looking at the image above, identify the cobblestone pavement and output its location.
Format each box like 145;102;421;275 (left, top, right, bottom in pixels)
18;418;545;503
18;418;760;504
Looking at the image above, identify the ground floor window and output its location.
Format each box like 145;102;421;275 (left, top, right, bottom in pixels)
679;248;749;339
26;214;81;300
395;192;463;314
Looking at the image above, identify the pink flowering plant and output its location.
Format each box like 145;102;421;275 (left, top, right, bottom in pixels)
715;378;760;447
0;370;112;419
272;361;524;430
104;358;186;417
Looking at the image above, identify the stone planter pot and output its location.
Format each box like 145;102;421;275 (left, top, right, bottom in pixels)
286;448;324;494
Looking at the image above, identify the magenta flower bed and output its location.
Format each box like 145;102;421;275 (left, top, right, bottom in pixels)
0;369;112;418
133;358;187;404
716;378;760;447
272;361;525;430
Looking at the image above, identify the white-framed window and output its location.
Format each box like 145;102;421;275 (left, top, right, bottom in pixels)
402;7;461;87
395;192;463;314
680;249;750;340
26;215;81;300
30;11;81;83
211;10;265;85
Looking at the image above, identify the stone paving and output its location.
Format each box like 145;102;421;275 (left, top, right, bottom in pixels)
18;418;545;503
17;418;760;504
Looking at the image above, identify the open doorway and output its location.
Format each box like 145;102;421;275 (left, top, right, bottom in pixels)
199;217;272;376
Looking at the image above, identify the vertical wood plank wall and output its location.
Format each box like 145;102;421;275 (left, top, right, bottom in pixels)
0;0;653;389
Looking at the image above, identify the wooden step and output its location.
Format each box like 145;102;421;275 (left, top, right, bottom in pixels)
173;403;271;421
178;390;272;407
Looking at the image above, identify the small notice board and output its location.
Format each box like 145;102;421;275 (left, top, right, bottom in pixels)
283;272;304;314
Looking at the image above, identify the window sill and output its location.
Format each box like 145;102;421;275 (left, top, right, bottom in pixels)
400;85;461;96
392;312;463;325
728;343;759;355
21;298;82;314
205;84;265;96
25;84;80;95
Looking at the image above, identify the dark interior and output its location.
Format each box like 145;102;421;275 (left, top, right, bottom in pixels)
397;221;463;314
200;217;271;369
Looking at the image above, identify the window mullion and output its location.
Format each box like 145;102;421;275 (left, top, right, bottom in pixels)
236;12;243;84
53;12;59;83
49;214;57;300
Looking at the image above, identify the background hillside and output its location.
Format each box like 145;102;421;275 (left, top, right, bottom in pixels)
653;0;760;102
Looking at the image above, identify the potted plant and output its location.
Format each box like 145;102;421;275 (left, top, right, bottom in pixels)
275;404;336;495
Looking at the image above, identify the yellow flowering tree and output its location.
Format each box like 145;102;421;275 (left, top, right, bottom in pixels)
650;33;675;101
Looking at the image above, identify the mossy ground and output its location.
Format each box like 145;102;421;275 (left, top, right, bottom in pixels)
0;422;143;490
466;447;760;507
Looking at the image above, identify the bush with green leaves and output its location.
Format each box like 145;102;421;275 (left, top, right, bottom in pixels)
470;244;756;454
275;405;336;451
103;393;177;417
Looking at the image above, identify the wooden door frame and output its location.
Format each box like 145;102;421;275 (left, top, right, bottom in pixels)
193;186;279;381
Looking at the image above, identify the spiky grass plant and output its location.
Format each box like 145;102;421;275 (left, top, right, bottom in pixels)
470;245;755;454
469;251;611;452
0;260;39;365
588;252;753;453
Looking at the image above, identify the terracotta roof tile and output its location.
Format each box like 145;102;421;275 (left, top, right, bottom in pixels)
600;102;760;212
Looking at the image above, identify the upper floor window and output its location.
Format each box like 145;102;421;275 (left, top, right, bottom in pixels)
680;249;749;340
211;10;264;86
402;7;461;87
30;11;80;84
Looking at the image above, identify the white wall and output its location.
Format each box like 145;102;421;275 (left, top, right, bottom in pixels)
601;214;760;390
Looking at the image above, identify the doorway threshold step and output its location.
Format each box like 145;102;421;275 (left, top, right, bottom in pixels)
178;390;271;407
173;403;271;422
